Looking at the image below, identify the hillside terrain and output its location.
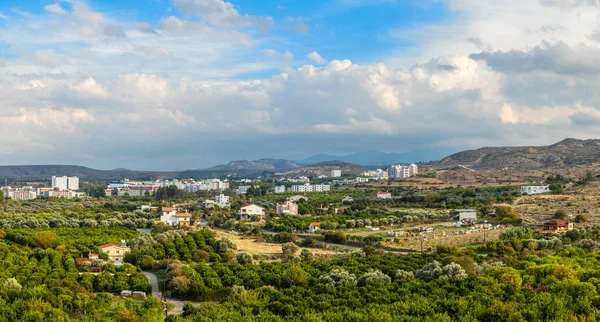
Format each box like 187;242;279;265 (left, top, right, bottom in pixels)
204;158;300;172
435;138;600;170
0;165;179;181
284;161;366;176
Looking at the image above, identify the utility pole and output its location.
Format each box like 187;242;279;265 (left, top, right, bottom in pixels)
164;279;168;318
483;220;488;243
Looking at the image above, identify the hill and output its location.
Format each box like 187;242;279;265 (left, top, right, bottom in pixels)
435;138;600;170
0;165;179;181
284;161;366;177
299;149;454;166
205;158;300;172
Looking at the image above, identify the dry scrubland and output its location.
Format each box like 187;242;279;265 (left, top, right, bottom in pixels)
214;230;339;257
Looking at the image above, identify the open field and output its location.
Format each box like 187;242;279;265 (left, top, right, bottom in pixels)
214;230;340;257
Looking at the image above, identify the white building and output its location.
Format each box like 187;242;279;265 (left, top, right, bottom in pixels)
276;200;299;215
291;183;330;193
341;196;354;203
159;207;192;227
52;176;79;190
274;185;286;193
236;186;251;194
451;209;477;221
521;186;551;195
215;194;230;208
331;170;342;178
388;165;410;179
377;191;392;199
239;204;265;220
362;169;388;180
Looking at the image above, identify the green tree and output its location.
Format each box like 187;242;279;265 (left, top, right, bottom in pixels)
282;266;309;288
34;231;58;249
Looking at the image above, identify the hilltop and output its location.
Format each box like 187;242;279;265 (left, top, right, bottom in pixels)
284;161;366;177
435;138;600;170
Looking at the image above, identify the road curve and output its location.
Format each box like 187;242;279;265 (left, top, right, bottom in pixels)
142;271;201;315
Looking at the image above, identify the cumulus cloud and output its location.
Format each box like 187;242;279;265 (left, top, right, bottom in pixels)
4;0;600;168
306;51;326;64
173;0;272;27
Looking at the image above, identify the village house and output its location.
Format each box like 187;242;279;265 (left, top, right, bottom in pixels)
160;207;192;227
308;222;322;233
99;241;131;263
376;191;392;199
540;220;574;233
276;200;299;215
239;204;265;220
521;185;551;195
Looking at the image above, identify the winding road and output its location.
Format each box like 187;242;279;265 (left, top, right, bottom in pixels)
142;271;201;315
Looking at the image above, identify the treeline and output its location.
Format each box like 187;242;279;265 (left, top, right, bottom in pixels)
167;241;600;321
0;211;157;229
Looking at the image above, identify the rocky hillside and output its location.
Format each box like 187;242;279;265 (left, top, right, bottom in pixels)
205;159;300;172
284;161;366;177
435;138;600;170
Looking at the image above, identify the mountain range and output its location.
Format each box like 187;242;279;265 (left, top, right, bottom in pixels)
298;148;456;166
435;138;600;170
3;138;600;181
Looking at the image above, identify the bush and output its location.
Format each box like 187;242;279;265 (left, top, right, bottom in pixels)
394;270;414;282
357;269;391;287
575;214;588;223
317;269;357;288
554;209;567;220
236;252;253;264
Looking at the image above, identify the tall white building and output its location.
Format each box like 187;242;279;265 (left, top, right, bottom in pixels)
388;165;410;179
52;176;79;190
274;185;286;193
330;170;342;177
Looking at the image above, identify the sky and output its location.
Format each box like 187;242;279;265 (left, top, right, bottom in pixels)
2;0;600;170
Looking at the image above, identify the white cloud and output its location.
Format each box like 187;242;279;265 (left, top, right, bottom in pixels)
173;0;272;27
306;51;326;64
44;3;66;15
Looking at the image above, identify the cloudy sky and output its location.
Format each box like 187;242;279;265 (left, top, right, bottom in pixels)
1;0;600;170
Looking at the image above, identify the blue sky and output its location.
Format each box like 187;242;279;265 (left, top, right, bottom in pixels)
1;0;600;170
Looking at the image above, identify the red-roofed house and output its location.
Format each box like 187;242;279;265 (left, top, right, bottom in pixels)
540;220;574;234
309;222;322;233
377;191;392;199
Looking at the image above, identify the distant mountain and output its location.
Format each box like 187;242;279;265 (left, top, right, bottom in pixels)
299;149;455;166
435;138;600;170
204;158;301;172
0;165;178;181
284;161;366;177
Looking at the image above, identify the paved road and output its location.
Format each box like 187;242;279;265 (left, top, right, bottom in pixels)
142;271;201;315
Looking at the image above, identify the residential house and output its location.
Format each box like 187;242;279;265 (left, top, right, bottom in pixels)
160;207;192;227
540;220;574;233
377;191;392;199
239;204;265;220
521;186;551;195
99;242;131;263
341;196;354;203
276;200;298;215
308;222;322;233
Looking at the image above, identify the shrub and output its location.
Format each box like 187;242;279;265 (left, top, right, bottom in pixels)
317;269;357;288
236;252;253;264
357;269;391;287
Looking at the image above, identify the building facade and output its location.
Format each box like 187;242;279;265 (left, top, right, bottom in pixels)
331;170;342;177
52;176;79;190
276;200;299;215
